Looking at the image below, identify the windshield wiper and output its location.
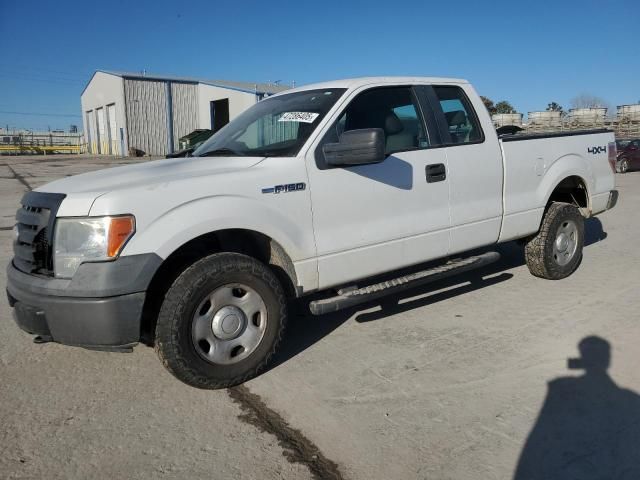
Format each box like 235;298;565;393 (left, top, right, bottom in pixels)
198;148;242;157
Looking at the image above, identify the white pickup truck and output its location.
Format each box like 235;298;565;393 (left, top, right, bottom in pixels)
7;77;618;388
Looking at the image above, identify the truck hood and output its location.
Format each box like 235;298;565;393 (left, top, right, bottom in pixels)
37;156;264;216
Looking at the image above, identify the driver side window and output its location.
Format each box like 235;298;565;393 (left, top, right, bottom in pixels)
328;86;429;155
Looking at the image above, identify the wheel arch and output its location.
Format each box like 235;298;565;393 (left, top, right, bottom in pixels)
139;228;299;346
545;175;590;216
538;153;593;218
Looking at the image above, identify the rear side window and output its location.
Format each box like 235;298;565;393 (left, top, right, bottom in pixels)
433;86;483;145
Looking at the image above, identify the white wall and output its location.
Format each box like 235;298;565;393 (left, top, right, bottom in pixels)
197;84;257;129
81;72;127;155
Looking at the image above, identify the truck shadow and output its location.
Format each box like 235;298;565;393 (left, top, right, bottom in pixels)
584;216;607;245
268;217;607;371
347;156;413;190
513;336;640;479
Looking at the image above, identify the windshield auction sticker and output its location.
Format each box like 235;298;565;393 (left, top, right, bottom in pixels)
278;112;319;123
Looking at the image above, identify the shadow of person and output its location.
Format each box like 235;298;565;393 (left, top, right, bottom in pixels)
514;336;640;480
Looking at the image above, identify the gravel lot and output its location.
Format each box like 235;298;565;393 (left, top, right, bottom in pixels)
1;154;639;479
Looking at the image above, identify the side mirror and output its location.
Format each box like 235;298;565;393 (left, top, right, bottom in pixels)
323;128;385;167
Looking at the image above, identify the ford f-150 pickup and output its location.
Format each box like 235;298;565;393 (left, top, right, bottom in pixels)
6;77;618;388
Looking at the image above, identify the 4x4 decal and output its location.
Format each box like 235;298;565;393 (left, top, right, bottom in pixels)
588;146;607;154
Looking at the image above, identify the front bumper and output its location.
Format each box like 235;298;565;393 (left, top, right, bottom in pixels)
7;287;145;349
6;253;162;350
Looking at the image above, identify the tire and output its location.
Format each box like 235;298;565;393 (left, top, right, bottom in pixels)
155;252;287;389
618;158;629;174
524;202;584;280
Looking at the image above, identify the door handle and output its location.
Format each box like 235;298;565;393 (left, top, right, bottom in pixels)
426;163;446;183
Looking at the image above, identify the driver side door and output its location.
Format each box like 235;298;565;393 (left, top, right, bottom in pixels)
305;85;451;289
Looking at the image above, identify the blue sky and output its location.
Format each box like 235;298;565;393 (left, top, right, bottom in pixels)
1;0;637;131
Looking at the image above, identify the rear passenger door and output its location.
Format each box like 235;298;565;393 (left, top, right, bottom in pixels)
427;84;504;254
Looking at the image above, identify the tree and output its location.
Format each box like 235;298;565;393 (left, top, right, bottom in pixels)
481;96;517;116
570;94;609;110
495;101;516;114
480;96;496;115
546;102;564;113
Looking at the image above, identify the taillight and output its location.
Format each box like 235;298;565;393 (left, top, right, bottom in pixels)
608;142;617;173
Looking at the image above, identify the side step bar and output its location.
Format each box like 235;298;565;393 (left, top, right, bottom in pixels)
309;251;501;316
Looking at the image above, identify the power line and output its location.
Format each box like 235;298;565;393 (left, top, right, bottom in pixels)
0;65;90;79
0;72;85;85
0;110;81;117
2;125;80;132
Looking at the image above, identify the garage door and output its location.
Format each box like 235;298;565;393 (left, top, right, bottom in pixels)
171;82;198;151
124;79;169;156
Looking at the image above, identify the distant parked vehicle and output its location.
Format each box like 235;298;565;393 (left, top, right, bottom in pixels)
616;139;640;173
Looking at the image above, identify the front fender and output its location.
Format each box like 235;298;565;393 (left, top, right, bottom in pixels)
121;195;314;262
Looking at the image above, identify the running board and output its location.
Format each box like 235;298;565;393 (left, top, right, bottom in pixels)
309;251;501;316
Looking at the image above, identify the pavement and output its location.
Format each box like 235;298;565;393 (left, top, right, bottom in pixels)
1;154;639;479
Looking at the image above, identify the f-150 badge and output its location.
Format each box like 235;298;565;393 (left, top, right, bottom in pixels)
262;183;306;194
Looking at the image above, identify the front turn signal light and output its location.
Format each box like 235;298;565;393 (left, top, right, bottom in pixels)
107;215;136;257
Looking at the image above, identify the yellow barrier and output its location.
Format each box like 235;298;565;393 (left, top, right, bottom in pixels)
0;145;82;152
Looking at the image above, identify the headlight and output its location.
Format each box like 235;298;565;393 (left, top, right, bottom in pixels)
53;215;135;278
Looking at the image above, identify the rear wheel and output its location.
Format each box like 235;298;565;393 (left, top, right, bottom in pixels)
618;158;629;173
524;202;584;280
155;253;287;389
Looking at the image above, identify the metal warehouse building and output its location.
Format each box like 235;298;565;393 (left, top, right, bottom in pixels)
81;70;289;156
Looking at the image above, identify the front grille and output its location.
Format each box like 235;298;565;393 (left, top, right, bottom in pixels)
13;191;65;275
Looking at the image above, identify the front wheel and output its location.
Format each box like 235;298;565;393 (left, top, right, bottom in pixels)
524;202;584;280
155;253;287;389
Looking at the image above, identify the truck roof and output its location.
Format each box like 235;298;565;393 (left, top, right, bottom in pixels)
284;76;469;94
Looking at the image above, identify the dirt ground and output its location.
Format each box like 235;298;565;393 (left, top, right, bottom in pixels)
1;154;639;479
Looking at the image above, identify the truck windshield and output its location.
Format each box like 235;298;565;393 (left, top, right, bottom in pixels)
194;88;346;158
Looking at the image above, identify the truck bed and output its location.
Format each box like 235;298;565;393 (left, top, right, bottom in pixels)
497;129;615;242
